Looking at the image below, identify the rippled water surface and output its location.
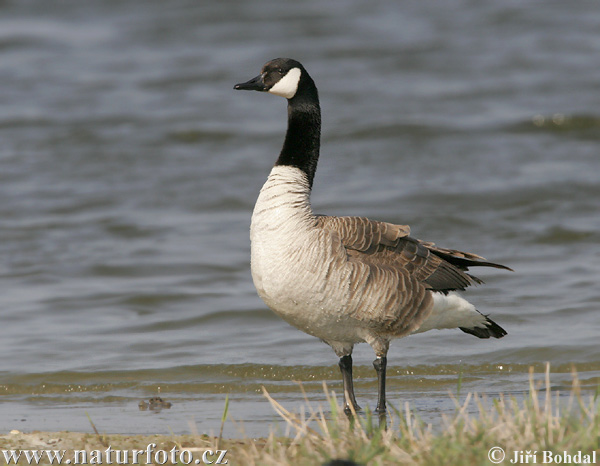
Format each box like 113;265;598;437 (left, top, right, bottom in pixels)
1;0;599;437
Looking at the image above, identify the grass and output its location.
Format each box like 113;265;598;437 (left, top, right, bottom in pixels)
237;363;599;465
1;365;598;465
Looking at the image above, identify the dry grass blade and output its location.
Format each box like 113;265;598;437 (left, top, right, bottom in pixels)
262;386;320;438
244;366;600;466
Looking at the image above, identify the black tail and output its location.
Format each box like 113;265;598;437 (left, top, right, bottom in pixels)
431;249;514;273
460;315;507;339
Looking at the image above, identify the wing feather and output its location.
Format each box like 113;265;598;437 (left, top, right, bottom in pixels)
316;215;511;293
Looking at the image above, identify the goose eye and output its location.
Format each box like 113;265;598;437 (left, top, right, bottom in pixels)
277;68;284;74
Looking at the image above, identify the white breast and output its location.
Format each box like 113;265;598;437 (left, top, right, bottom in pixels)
250;165;314;296
250;166;361;341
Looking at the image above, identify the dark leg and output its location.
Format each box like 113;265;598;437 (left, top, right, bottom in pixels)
373;356;387;414
338;355;361;414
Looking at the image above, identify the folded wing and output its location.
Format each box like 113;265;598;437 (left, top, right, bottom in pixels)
316;215;512;294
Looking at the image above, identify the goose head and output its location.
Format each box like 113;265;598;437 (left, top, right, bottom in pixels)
234;58;307;100
234;58;321;187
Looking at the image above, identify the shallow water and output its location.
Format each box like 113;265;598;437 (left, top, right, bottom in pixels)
1;0;599;437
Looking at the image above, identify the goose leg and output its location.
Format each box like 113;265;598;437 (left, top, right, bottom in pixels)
338;355;361;413
373;355;387;415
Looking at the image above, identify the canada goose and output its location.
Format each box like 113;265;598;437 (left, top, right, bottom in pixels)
234;58;511;414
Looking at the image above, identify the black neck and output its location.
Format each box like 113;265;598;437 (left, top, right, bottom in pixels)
275;79;321;188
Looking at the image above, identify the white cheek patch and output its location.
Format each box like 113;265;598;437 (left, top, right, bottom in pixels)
268;67;301;99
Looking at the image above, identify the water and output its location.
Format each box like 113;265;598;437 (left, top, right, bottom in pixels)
1;0;599;437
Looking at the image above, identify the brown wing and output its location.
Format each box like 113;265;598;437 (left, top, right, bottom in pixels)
315;215;512;293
